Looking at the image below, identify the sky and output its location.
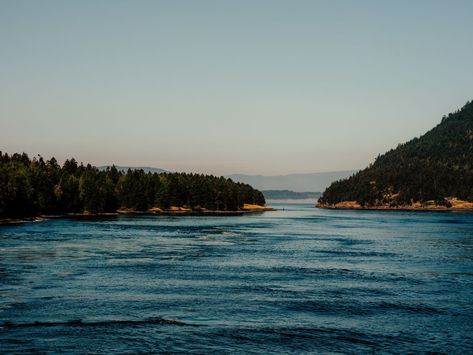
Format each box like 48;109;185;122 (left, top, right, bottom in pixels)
1;0;472;175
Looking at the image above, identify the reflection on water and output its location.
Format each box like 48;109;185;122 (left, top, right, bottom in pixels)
0;203;472;353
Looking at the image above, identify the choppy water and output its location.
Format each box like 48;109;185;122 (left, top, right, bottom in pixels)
1;203;472;353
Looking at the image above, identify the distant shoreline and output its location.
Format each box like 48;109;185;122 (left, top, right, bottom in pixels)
267;198;318;204
0;205;275;226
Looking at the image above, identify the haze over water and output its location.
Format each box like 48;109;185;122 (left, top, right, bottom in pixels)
1;203;472;353
2;1;473;174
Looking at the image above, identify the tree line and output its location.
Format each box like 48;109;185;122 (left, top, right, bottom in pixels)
0;153;265;218
319;100;473;207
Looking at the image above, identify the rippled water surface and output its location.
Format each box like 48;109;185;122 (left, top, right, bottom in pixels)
1;203;473;353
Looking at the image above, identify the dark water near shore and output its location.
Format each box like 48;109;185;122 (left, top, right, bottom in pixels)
1;203;472;353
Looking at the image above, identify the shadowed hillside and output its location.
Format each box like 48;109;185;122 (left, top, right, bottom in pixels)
318;101;473;209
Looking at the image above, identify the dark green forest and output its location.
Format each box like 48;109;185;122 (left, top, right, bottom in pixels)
0;153;265;218
319;100;473;207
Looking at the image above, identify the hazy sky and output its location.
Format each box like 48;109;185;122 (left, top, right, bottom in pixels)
1;0;472;175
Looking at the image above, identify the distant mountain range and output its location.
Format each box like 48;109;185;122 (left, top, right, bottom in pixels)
226;171;356;193
262;190;322;200
98;166;356;193
98;165;168;174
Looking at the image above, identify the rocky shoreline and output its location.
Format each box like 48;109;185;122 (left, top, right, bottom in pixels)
316;199;473;212
0;205;275;226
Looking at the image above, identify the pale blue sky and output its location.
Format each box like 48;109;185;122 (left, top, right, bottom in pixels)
1;0;472;175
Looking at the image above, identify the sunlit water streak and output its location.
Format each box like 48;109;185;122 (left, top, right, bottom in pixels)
1;203;472;353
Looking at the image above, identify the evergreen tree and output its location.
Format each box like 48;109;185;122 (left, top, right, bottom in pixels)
0;152;267;218
319;100;473;207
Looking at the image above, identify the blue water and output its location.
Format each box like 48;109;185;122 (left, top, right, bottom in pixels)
1;203;472;353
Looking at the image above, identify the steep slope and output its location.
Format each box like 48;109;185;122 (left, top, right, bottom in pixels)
318;101;473;209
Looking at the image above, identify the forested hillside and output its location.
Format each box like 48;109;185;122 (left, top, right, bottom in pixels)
0;153;265;218
318;100;473;208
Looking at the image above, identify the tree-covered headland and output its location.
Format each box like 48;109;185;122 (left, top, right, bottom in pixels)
318;100;473;208
0;153;265;219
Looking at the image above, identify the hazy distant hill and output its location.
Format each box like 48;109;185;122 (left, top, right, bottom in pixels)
98;165;168;174
98;166;356;193
263;190;322;200
226;171;356;192
319;100;473;208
